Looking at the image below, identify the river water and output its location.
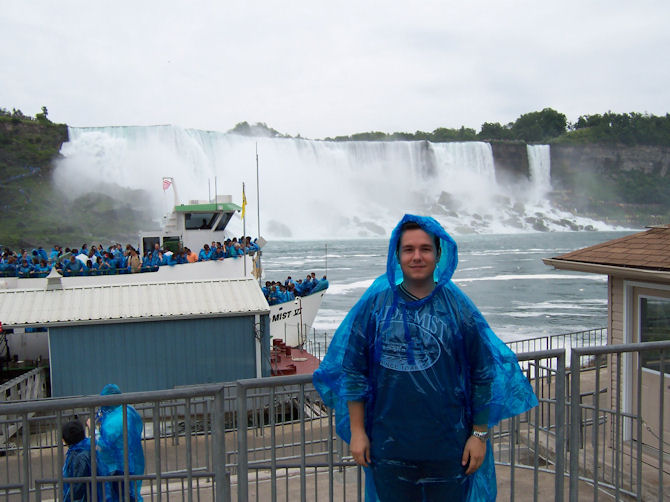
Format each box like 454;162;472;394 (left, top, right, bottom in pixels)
262;230;636;343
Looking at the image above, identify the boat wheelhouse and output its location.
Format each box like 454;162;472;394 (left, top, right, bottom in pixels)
139;195;246;257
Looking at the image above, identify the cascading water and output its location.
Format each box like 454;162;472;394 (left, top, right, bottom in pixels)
55;125;614;239
527;144;552;203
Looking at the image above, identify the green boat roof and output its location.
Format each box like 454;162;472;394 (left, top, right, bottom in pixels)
175;202;241;213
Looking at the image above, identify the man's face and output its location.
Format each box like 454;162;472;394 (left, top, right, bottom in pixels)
398;228;437;284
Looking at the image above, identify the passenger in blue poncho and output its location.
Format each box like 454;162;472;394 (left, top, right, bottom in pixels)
95;384;145;502
313;215;538;502
62;420;101;502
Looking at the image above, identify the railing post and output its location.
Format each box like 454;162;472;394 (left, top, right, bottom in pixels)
121;404;130;502
21;414;30;502
185;397;193;502
658;350;665;498
554;350;566;502
270;386;277;502
569;347;582;502
299;385;306;502
236;382;248;502
214;386;230;502
153;402;162;502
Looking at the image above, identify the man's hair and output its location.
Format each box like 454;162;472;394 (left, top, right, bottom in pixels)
396;221;441;256
62;420;85;446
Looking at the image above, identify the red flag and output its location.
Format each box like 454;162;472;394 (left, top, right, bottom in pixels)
162;178;172;191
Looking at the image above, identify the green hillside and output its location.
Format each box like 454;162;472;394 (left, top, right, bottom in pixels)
0;110;155;249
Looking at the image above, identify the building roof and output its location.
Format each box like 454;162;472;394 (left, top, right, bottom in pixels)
543;225;670;281
0;278;269;328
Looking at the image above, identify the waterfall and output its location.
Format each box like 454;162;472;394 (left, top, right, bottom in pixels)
527;144;552;202
55;125;612;239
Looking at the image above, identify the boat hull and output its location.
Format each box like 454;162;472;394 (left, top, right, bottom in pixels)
269;289;327;347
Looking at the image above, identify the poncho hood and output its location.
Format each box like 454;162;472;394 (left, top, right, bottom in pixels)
386;214;458;294
98;383;122;418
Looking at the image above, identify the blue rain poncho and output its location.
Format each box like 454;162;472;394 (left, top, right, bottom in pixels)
63;437;102;502
313;215;538;501
96;384;145;502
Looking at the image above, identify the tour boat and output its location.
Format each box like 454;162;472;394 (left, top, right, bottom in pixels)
0;192;327;350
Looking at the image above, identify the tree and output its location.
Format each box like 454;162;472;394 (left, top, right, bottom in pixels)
36;106;50;123
510;108;567;142
478;122;512;140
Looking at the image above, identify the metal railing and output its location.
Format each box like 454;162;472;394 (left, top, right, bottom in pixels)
506;328;608;361
0;342;668;501
0;367;48;451
0;367;48;403
569;341;670;501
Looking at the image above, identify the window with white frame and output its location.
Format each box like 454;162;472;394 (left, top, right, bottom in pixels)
640;296;670;374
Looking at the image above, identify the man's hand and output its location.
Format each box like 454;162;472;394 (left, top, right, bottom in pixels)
347;400;370;467
350;429;371;467
461;435;486;475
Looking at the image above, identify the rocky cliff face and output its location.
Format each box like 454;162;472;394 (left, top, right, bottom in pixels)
550;144;670;227
490;141;529;184
0;120;154;248
489;142;670;227
0;119;68;167
550;144;670;181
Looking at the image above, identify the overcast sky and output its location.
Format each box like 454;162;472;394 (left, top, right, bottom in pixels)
2;1;668;139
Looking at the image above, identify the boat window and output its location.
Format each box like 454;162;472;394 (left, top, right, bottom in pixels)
185;213;217;230
215;213;234;231
640;296;670;375
142;237;160;254
162;236;181;253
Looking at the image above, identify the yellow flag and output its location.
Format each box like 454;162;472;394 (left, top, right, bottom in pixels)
241;187;247;219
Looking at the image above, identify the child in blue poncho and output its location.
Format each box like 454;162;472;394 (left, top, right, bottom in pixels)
62;420;101;502
313;215;538;502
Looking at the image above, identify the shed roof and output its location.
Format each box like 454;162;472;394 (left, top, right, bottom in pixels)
0;278;269;328
543;225;670;281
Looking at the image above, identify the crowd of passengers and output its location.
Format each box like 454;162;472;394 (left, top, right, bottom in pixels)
0;236;261;278
262;272;328;305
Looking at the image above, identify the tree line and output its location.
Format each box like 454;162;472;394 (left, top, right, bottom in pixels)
0;106;51;124
5;105;669;146
324;109;670;146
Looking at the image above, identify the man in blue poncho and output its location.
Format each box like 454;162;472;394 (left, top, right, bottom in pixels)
96;384;145;502
313;215;537;502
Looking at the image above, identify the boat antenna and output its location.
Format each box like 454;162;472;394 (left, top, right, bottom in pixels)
208;179;211;203
255;143;262;286
325;243;328;277
214;176;218;203
256;143;261;239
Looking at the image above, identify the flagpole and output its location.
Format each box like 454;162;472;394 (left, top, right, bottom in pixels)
242;182;247;276
162;177;178;209
256;143;260;239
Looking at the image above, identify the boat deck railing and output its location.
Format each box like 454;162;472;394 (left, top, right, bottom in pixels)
1;341;668;501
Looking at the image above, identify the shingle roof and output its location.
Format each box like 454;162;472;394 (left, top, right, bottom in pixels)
0;278;269;328
551;225;670;271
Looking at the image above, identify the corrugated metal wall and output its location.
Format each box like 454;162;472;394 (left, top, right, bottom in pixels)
49;315;270;397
